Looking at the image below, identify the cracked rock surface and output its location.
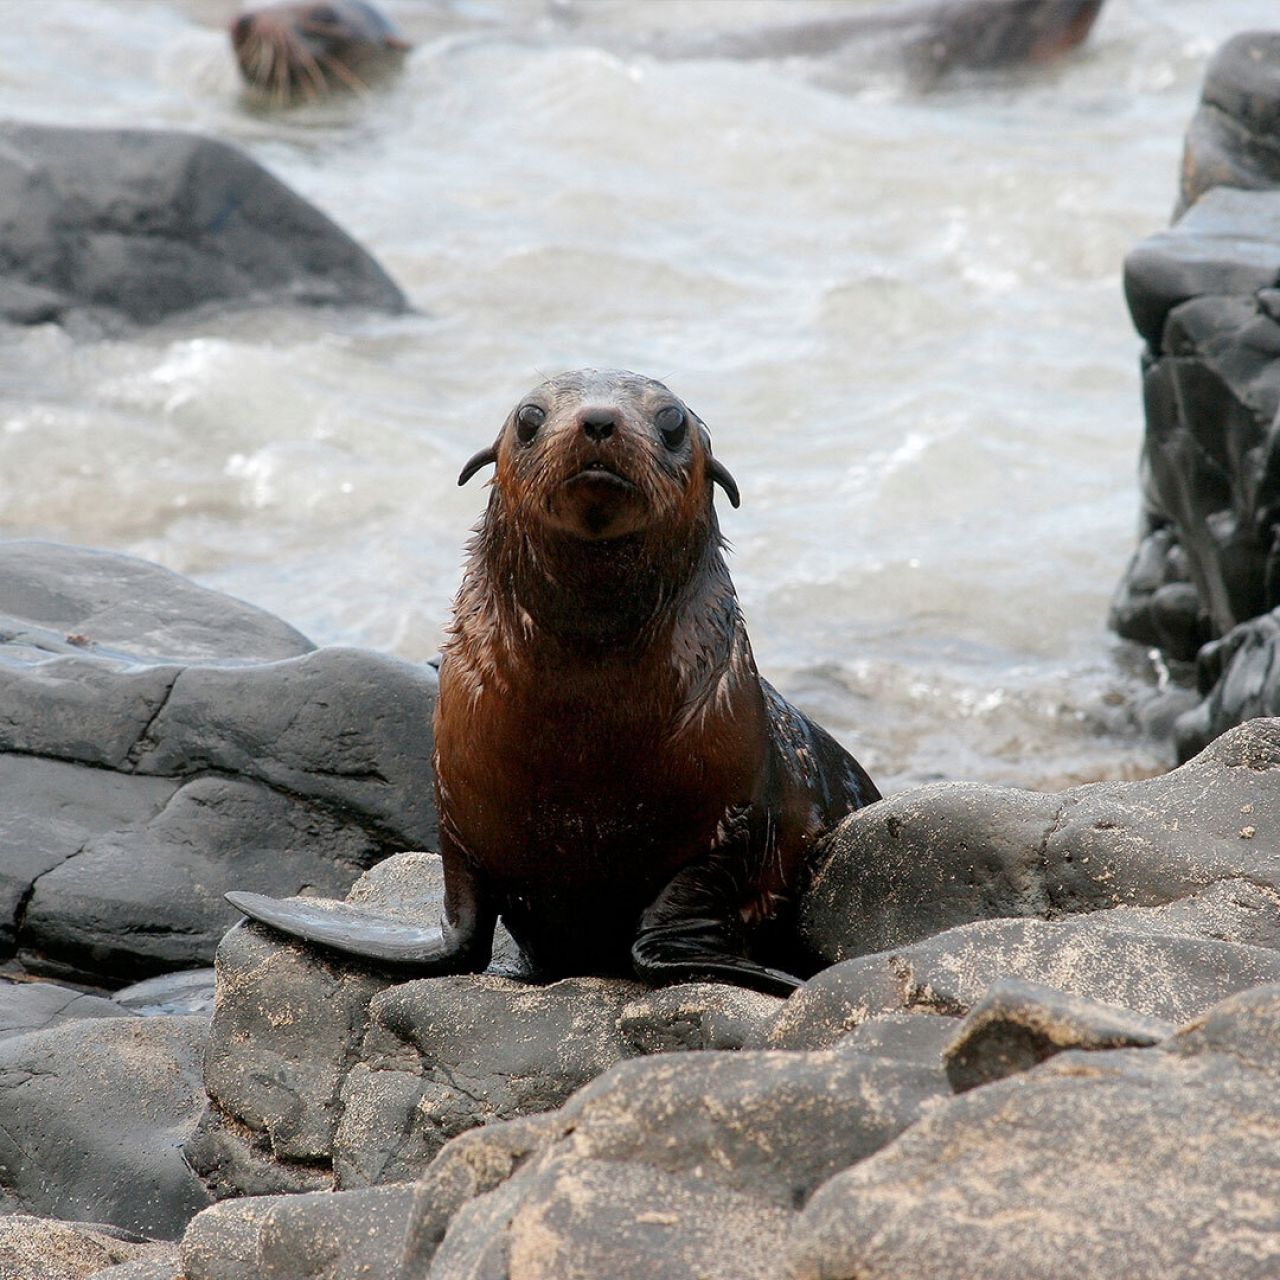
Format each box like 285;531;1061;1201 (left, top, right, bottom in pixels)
0;539;438;985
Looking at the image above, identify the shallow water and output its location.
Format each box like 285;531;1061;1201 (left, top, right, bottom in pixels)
0;0;1274;793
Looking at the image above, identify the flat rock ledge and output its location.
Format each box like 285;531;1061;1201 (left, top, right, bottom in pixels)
0;539;438;985
147;719;1280;1278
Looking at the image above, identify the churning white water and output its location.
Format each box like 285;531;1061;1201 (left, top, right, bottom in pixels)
0;0;1274;792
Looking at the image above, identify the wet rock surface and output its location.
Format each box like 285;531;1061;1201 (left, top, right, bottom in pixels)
1113;29;1280;755
0;539;437;985
0;121;406;330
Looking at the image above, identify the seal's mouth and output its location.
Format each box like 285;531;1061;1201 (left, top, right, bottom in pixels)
562;463;638;494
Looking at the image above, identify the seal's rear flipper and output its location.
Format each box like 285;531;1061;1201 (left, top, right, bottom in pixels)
632;949;803;997
224;891;483;972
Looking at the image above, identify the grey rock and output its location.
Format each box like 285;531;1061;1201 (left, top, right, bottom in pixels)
1177;31;1280;218
333;973;644;1188
1174;608;1280;760
618;981;783;1054
0;122;406;330
180;1117;555;1279
821;1011;958;1065
1123;186;1280;352
195;919;390;1187
788;982;1280;1280
0;976;136;1040
771;905;1280;1051
0;540;313;664
0;1215;169;1280
114;969;216;1016
0;1015;212;1238
433;1153;794;1280
85;1254;182;1280
942;977;1174;1092
799;718;1280;963
0;540;438;983
22;775;381;983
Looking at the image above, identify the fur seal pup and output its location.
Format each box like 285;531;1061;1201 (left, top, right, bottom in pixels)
230;1;410;103
228;370;879;995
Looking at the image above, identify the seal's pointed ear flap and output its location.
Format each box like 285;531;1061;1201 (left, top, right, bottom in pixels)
458;444;498;487
697;420;741;508
708;457;740;508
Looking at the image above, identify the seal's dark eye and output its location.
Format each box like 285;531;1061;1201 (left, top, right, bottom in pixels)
656;405;687;450
516;403;545;443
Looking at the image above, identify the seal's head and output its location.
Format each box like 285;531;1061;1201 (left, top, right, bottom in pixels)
459;369;739;544
230;1;410;103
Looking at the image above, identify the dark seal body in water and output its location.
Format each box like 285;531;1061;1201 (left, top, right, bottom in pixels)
633;0;1105;81
228;370;879;995
230;0;410;103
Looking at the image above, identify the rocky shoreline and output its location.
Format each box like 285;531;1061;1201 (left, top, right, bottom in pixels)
6;24;1280;1280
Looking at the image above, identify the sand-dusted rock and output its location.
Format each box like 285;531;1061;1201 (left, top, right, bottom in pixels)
0;1215;173;1280
1177;31;1280;219
772;899;1280;1051
0;539;438;984
333;973;644;1188
800;718;1280;963
942;977;1174;1092
180;1116;557;1279
427;1036;948;1279
190;919;388;1198
788;982;1280;1280
0;976;135;1040
191;853;524;1197
0;122;405;330
618;982;783;1054
434;1153;793;1280
84;1256;182;1280
0;1015;211;1238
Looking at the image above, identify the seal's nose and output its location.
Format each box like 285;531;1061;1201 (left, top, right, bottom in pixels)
579;408;618;443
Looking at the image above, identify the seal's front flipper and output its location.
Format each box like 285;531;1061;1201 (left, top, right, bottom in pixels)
630;854;805;998
224;891;491;973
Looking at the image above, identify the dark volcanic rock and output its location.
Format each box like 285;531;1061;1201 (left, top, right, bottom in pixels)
1174;607;1280;760
0;121;406;329
0;976;135;1041
799;717;1280;963
942;977;1174;1092
0;1215;174;1280
1177;31;1280;219
1114;136;1280;746
190;853;524;1197
334;973;644;1188
0;539;438;984
788;982;1280;1280
0;1015;211;1238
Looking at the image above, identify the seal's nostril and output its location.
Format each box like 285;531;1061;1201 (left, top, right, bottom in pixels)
580;410;616;443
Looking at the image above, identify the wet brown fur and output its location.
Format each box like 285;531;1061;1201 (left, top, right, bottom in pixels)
434;370;875;976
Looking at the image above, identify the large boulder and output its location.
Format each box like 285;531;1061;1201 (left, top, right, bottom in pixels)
0;121;406;329
799;717;1280;962
788;982;1280;1280
0;539;438;985
0;1015;211;1238
1113;44;1280;752
1177;31;1280;219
